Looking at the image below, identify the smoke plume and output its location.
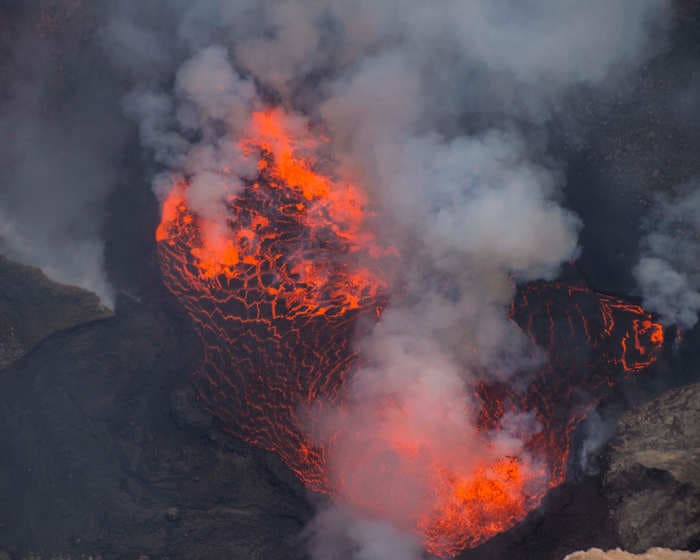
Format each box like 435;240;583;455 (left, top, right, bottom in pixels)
109;0;670;558
0;3;128;307
634;181;700;329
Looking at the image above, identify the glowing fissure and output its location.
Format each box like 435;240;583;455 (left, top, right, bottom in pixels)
156;108;664;557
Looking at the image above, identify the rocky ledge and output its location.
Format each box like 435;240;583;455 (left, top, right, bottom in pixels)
565;548;700;560
605;383;700;552
0;256;113;370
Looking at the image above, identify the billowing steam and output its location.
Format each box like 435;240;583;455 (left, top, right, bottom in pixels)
112;0;670;558
634;181;700;329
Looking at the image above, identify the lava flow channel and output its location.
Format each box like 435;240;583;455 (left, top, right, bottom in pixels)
155;108;664;557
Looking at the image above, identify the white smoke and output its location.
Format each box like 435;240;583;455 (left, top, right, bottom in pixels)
123;44;260;234
306;503;424;560
634;181;700;329
110;1;670;558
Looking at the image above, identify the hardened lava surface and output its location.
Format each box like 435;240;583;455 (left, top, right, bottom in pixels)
156;108;664;557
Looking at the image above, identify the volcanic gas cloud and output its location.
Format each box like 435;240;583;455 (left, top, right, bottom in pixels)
156;108;664;557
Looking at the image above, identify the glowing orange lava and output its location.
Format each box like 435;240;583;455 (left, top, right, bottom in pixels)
420;457;541;553
156;108;391;493
155;107;665;557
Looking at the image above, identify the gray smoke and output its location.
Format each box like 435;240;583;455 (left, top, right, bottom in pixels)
103;1;671;558
0;5;128;307
634;181;700;329
0;1;670;316
576;408;620;476
123;44;260;230
306;504;424;560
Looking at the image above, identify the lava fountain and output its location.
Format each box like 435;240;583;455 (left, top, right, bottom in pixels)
155;107;664;557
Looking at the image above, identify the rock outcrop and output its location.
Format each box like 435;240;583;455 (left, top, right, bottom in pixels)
605;383;700;552
565;548;700;560
0;256;113;369
0;280;311;560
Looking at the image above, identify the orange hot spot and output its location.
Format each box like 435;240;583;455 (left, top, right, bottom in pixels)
323;403;546;558
418;457;540;556
155;186;187;243
244;109;331;200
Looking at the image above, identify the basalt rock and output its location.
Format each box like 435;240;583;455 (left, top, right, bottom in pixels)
604;383;700;552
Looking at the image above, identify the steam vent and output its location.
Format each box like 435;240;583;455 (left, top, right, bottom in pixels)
0;2;698;560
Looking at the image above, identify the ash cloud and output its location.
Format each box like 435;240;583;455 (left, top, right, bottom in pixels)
634;181;700;329
109;0;671;558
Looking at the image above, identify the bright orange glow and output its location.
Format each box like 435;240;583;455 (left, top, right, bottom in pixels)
155;186;186;243
420;457;536;552
155;108;665;557
158;108;390;317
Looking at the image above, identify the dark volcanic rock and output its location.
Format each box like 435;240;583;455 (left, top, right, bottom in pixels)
0;256;113;370
0;289;312;560
605;383;700;552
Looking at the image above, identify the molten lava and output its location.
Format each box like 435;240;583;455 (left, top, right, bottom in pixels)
157;108;390;491
156;107;664;557
484;282;665;491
